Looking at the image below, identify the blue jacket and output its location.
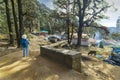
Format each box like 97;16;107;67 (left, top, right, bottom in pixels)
21;39;29;48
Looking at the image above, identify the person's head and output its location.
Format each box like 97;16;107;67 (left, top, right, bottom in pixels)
22;34;27;39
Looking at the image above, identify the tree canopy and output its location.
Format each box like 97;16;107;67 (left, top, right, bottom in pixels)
0;0;114;47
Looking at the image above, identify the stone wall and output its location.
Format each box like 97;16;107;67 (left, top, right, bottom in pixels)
40;46;81;72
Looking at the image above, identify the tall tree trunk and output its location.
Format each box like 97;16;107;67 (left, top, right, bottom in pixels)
48;22;52;34
67;0;70;45
77;0;87;46
4;0;14;45
77;0;83;46
77;0;83;73
69;24;74;44
17;0;23;42
11;0;20;48
69;0;76;45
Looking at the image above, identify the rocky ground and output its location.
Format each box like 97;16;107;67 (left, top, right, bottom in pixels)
0;35;120;80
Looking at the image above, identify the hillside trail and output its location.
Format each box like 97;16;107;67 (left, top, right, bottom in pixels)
0;36;120;80
0;36;84;80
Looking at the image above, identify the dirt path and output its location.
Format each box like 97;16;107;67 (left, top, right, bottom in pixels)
0;36;120;80
0;48;118;80
0;37;85;80
0;48;87;80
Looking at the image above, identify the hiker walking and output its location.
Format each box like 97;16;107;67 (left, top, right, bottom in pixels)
21;34;30;57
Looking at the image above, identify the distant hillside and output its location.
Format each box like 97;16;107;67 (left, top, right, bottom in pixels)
108;27;116;33
38;3;53;14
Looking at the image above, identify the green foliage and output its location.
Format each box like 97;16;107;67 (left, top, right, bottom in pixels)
53;0;111;31
53;0;111;46
0;0;112;41
111;32;120;40
79;0;111;26
22;0;40;32
0;2;8;34
0;34;4;39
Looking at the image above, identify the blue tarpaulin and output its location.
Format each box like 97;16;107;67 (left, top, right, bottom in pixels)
104;54;120;66
104;47;120;66
111;47;120;54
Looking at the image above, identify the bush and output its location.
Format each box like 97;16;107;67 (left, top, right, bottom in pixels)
0;35;4;39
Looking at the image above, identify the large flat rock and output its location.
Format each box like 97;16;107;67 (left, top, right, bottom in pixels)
40;46;81;72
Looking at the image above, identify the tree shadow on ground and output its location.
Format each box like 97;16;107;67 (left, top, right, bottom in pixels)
1;48;117;80
82;55;96;62
0;50;90;80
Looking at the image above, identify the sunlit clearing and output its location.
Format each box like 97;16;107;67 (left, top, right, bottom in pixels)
0;59;10;67
45;74;59;80
0;59;30;79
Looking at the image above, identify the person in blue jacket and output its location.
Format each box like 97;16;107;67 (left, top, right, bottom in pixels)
21;34;30;57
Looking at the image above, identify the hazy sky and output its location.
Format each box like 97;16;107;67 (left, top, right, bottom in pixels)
99;0;120;27
39;0;120;27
